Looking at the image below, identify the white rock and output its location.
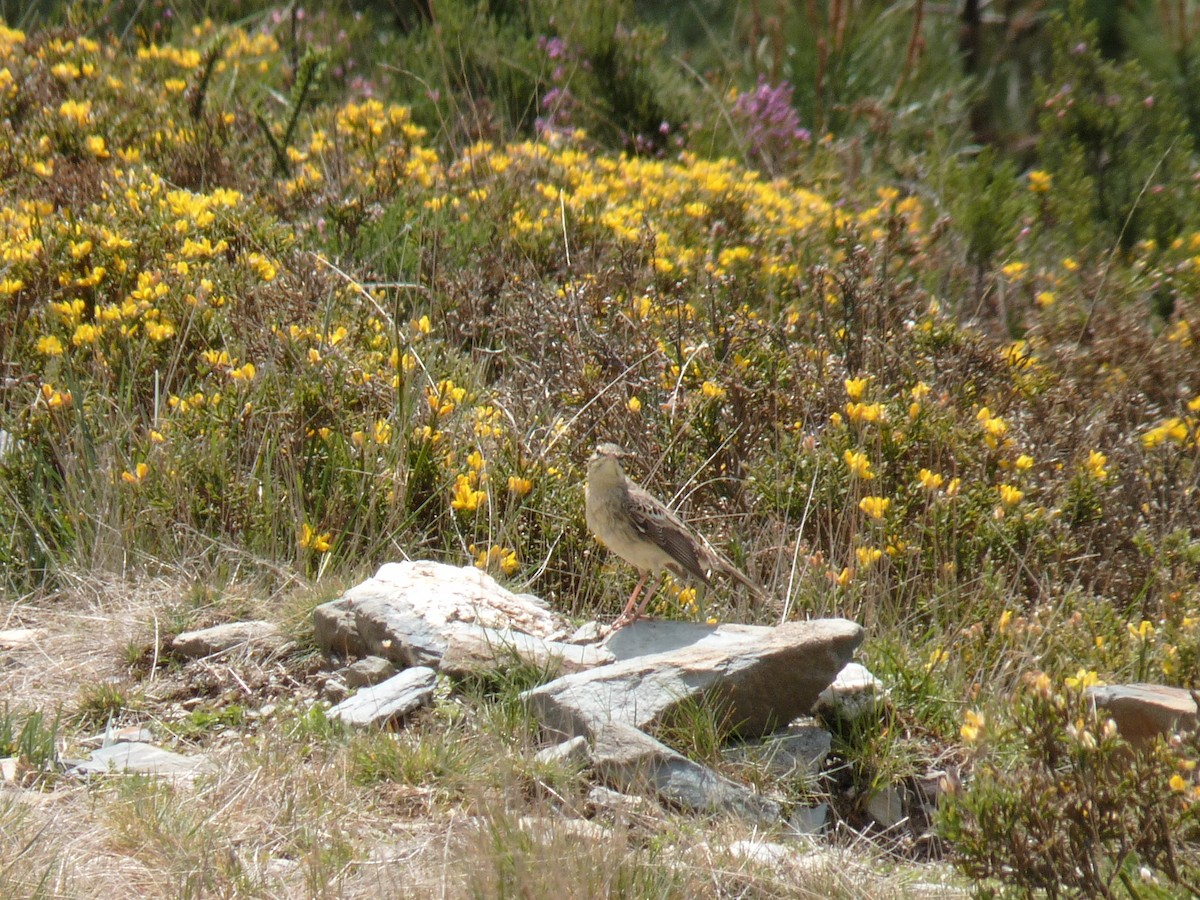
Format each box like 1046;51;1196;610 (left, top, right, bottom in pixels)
534;735;589;767
0;628;43;649
326;666;437;727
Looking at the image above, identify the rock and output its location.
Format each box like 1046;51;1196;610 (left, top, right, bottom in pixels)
590;721;781;825
312;561;608;676
0;428;14;458
523;618;861;826
172;620;286;659
722;719;831;780
65;742;213;780
340;655;395;689
566;621;605;644
1086;683;1200;748
788;802;829;836
326;666;437;727
81;725;155;748
0;757;16;783
600;619;773;662
864;784;906;830
0;628;43;648
440;626;614;677
815;662;886;721
586;785;660;821
525;618;863;740
535;735;590;767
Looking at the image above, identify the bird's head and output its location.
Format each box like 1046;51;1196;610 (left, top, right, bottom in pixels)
588;442;632;476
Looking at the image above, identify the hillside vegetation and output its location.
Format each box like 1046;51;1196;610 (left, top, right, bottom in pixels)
1;1;1199;896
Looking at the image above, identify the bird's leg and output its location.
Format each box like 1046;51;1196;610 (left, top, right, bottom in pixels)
631;573;666;621
615;572;650;624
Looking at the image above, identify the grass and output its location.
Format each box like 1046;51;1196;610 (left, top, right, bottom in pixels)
0;1;1198;895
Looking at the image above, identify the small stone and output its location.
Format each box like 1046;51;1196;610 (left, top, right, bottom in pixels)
815;662;886;721
534;735;589;767
341;655;396;689
567;621;605;644
82;725;154;748
0;757;17;783
172;621;286;659
326;666;437;727
0;628;43;649
787;802;828;836
723;720;831;780
864;784;906;830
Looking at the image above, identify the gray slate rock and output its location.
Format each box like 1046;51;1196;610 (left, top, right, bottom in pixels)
66;742;213;780
172;620;286;659
591;722;780;825
326;665;437;727
526;618;863;740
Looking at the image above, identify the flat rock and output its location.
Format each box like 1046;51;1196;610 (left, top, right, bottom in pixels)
65;742;213;780
600;619;772;661
312;561;594;675
172;620;286;659
525;618;863;740
591;722;780;825
326;665;437;727
1087;683;1199;747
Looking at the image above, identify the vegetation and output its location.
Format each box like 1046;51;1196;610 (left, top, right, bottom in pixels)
0;0;1198;895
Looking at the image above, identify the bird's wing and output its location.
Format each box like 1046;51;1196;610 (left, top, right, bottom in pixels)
624;482;711;584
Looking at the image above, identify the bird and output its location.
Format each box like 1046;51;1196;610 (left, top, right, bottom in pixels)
584;442;767;626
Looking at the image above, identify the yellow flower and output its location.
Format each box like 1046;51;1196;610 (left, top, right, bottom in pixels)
701;380;726;400
917;469;943;492
373;419;392;444
450;474;486;512
1085;450;1109;481
1035;290;1056;308
843;449;874;479
844;377;870;401
998;609;1014;632
859;496;890;519
58;98;92;125
997;484;1023;506
1142;418;1189;448
507;475;533;497
1015;454;1034;470
121;462;149;484
474;545;518;575
1127;619;1154;641
960;709;985;743
925;647;948;671
71;322;101;346
977;407;1007;447
855;546;882;566
1169;774;1187;793
36;335;63;356
627;395;642;413
1064;668;1104;689
300;523;332;553
845;401;883;424
1027;170;1052;193
1000;261;1027;280
85;135;109;158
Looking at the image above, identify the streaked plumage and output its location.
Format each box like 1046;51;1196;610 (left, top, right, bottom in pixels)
585;442;766;625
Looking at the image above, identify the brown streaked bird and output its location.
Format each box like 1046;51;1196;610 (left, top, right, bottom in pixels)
584;442;767;626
